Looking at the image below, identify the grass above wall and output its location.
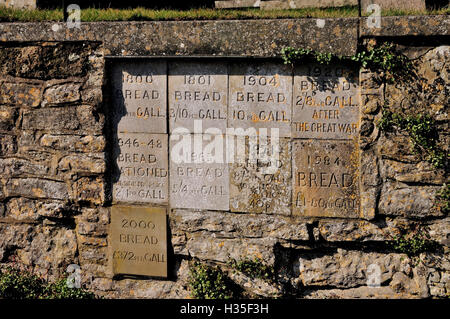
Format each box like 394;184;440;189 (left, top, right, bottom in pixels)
0;6;448;22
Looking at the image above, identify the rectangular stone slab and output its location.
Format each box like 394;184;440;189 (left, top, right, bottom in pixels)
111;206;167;278
111;60;167;133
292;64;360;139
169;134;230;211
230;137;291;215
292;139;360;218
112;132;168;204
229;62;292;137
169;61;228;133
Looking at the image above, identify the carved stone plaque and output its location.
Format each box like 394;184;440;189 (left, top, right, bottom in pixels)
169;62;228;133
292;64;360;139
112;132;168;204
229;137;291;215
292;140;360;218
111;206;167;278
111;61;167;134
229;63;292;137
169;134;229;211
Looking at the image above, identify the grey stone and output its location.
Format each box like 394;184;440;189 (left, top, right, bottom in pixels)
292;139;360;218
58;154;106;175
0;0;36;9
229;62;292;138
318;218;401;242
0;158;49;177
230;137;291;215
361;0;425;11
292;64;360;139
261;0;358;9
215;0;260;8
169;209;309;242
0;134;17;156
112;132;168;204
169;61;228;133
169;134;229;211
40;134;105;153
42;82;81;106
22;105;104;134
297;249;404;288
5;178;69;200
379;182;442;218
111;61;167;134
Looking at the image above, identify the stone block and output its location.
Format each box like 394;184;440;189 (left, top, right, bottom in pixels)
292;139;360;218
169;134;229;211
110;206;168;278
112;132;168;205
111;60;167;134
229;62;292;138
169;61;228;133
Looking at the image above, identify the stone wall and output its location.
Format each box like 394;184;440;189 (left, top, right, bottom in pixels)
0;0;36;9
0;17;448;299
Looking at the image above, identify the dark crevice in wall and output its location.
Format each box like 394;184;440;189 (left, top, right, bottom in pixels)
361;36;450;48
385;179;447;187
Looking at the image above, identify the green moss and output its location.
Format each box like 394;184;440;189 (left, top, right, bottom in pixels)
228;257;275;283
188;261;234;299
0;266;96;299
282;42;413;83
389;231;438;257
377;108;447;169
436;183;450;214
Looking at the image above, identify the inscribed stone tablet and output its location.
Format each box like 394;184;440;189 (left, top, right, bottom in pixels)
292;140;360;218
169;62;228;133
229;63;292;137
111;206;167;278
112;132;168;204
169;134;229;210
293;64;360;139
230;137;291;215
111;61;167;133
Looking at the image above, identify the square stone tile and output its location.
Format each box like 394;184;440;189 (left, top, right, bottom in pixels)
111;60;167;133
111;206;167;278
169;134;229;211
230;137;291;215
292;64;360;139
292;139;360;217
229;62;292;137
112;132;168;204
169;61;228;133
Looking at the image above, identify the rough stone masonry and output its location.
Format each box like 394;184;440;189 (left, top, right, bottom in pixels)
0;16;448;298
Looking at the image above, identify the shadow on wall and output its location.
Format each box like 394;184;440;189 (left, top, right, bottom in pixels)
36;0;215;10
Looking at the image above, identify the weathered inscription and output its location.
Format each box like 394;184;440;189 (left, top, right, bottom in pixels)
111;206;167;277
230;138;291;215
293;64;360;139
169;134;229;210
292;140;360;217
113;132;168;204
112;61;167;133
229;63;292;137
169;62;227;132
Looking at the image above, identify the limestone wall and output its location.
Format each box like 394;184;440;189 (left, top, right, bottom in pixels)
0;0;36;9
0;17;448;299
